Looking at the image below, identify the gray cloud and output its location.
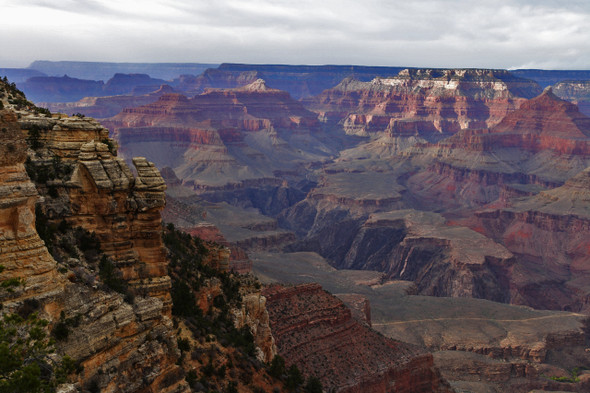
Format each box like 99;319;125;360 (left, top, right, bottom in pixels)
1;0;589;69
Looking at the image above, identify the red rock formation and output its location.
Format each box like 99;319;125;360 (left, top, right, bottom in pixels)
104;79;326;190
108;80;319;135
63;143;172;306
403;89;590;208
467;167;590;311
263;283;453;393
307;69;541;137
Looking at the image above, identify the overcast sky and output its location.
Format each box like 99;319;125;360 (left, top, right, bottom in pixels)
2;0;589;69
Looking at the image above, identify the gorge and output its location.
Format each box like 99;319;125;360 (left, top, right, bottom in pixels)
4;61;590;393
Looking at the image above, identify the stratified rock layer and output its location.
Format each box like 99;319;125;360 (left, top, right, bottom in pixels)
105;79;331;190
0;109;63;302
307;68;541;137
263;283;453;393
0;95;188;392
66;142;171;305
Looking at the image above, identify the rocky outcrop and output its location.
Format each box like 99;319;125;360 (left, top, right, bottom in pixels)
307;69;541;137
263;283;453;393
55;287;187;393
19;114;112;160
232;292;277;362
0;95;189;392
65;143;172;305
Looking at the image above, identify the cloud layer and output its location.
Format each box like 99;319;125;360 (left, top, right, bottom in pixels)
2;0;590;69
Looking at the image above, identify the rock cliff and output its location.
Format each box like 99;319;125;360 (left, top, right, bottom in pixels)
469;167;590;312
0;89;189;392
403;88;590;208
263;283;453;393
1;80;292;393
0;109;63;303
306;68;542;137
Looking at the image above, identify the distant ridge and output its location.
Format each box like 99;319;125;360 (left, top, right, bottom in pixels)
28;60;218;81
511;69;590;88
218;62;407;74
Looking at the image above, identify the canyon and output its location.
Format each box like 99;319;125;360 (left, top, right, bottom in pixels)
98;65;590;392
0;74;459;393
5;61;590;392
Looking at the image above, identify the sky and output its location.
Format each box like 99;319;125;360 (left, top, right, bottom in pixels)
2;0;590;69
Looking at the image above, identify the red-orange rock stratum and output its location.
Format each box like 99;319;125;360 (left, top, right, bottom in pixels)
306;68;542;137
104;79;331;190
263;283;453;393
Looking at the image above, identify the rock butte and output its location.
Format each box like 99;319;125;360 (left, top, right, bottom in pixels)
305;68;542;137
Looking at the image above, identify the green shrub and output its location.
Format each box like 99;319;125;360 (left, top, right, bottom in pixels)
0;313;74;392
269;355;286;378
304;376;323;393
285;364;304;391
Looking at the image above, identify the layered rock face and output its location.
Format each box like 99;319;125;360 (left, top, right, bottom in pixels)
0;109;63;302
263;283;453;393
282;87;590;314
18;106;173;306
105;79;333;191
0;91;189;392
306;68;542;137
19;114;112;160
404;88;590;209
469;167;590;312
66;143;172;304
343;211;514;301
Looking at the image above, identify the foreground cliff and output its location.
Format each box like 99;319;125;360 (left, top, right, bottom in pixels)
0;83;189;392
0;80;287;393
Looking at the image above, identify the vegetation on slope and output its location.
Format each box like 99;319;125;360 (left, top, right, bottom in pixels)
164;223;323;393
